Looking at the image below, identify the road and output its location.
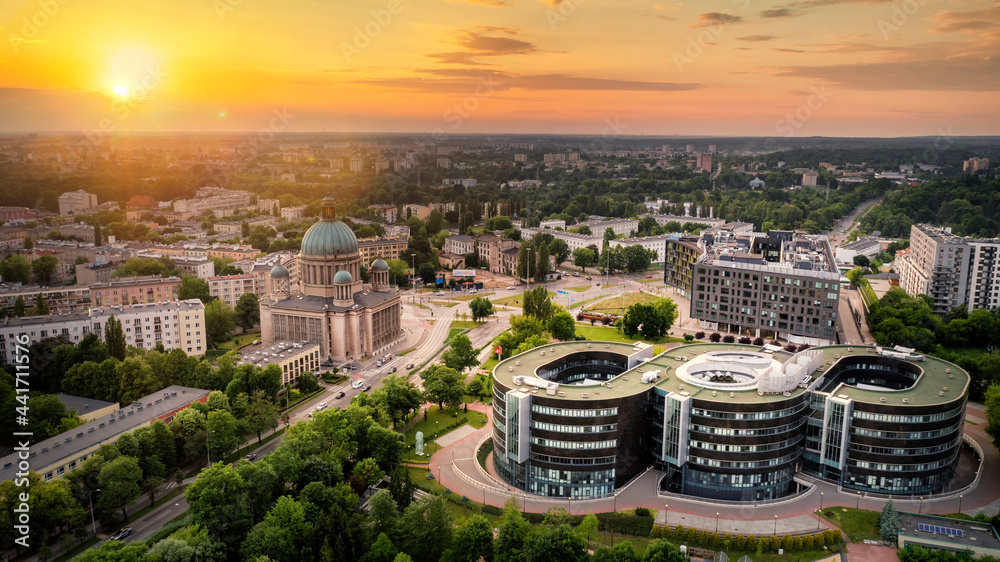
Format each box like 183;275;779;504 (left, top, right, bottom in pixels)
825;197;881;248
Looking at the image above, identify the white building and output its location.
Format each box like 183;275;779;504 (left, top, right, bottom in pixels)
443;235;475;256
0;299;207;365
281;205;307;220
442;178;477;188
58;190;98;216
238;340;321;386
578;218;639;237
538;219;566;230
609;235;674;263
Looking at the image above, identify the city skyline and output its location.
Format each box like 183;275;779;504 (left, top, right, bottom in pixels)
1;0;998;136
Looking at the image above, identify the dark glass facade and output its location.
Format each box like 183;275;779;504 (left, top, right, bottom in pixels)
493;344;969;501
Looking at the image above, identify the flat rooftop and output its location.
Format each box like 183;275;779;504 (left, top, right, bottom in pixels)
494;342;970;406
900;512;1000;552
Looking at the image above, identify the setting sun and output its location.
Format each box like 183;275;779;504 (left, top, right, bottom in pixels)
113;85;128;97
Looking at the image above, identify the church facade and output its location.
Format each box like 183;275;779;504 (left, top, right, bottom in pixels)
260;198;402;362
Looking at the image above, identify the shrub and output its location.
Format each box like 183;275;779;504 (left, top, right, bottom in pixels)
709;332;722;342
427;473;435;480
634;507;651;517
695;331;706;339
444;488;451;494
482;505;503;516
460;495;468;502
738;336;752;344
683;334;694;342
785;343;798;352
798;343;811;351
752;337;765;346
722;335;736;343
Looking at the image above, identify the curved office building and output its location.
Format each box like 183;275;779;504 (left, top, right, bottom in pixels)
492;342;969;501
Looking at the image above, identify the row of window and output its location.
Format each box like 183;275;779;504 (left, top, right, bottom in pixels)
688;450;799;469
852;422;962;440
848;454;956;473
531;405;618;417
690;418;805;437
849;439;958;456
530;437;617;450
693;403;806;420
531;421;616;434
530;453;616;466
852;404;965;424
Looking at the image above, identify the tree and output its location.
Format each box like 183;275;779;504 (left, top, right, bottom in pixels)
534;241;551;281
241;221;250;238
453;515;494;562
985;384;1000;451
23;235;33;249
622;245;656;273
364;533;399;562
853;254;871;269
523;286;554;322
547;310;576;341
240;496;313;561
643;539;686;562
442;333;480;373
399;495;453;562
235;292;260;332
244;391;279;443
105;314;127;361
12;295;25;317
469;296;494;322
495;498;531;562
32;255;58;285
879;499;901;542
418;262;437;284
94;222;103;246
98;455;143;521
367;489;400;540
32;293;50;315
846;266;864;287
576;512;599;549
353;457;386;493
185;463;252;551
207;409;240;460
179;274;212;303
525;524;586;562
572;247;595;271
540;239;569;268
0;255;31;284
371;375;423;425
420;365;465;410
603;227;617;247
205;299;237;347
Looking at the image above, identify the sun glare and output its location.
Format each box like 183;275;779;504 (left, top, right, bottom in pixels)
113;85;128;96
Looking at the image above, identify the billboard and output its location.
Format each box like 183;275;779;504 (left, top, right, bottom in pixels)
452;269;477;278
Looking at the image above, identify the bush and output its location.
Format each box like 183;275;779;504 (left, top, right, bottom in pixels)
753;337;765;346
634;507;651;517
695;331;706;339
460;495;468;502
683;334;694;342
738;336;751;344
785;343;798;352
722;335;736;343
482;504;503;516
798;343;811;351
709;332;722;342
427;473;435;480
444;488;451;494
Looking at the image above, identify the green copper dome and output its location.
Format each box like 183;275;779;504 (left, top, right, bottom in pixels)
300;198;359;256
333;270;354;284
370;258;389;271
269;265;289;278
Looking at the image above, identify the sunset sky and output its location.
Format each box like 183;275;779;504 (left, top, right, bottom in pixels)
1;0;998;136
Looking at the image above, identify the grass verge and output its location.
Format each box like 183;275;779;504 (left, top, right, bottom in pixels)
575;325;687;345
819;506;881;542
401;406;487;462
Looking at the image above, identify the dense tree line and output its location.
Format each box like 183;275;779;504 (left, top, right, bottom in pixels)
859;178;1000;238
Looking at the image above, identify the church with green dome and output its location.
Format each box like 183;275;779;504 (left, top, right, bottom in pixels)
260;198;402;362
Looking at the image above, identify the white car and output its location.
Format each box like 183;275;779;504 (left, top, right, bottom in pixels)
352;379;364;389
507;286;516;290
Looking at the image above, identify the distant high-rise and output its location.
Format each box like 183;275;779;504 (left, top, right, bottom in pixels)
685;144;695;154
963;157;990;174
708;144;717;154
897;224;1000;314
695;152;712;173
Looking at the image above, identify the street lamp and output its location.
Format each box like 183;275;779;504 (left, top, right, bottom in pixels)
664;504;668;526
959;495;964;514
818;492;824;530
857;491;861;509
89;488;101;535
774;515;778;536
919;496;923;514
716;512;720;534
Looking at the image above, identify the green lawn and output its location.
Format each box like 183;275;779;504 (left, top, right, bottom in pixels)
819;506;881;542
480;357;499;372
585;292;662;315
321;373;349;384
575;325;688;346
452;320;484;330
639;278;663;284
430;300;459;307
397;348;415;356
406;467;497;521
444;327;467;345
218;332;261;351
491;291;557;308
401;406;487;462
561;284;590;292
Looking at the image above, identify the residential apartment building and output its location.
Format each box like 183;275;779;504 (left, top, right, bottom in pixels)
90;275;181;307
75;262;119;286
238;340;320;386
0;207;31;220
209;274;256;308
963;157;990;174
0;284;93;315
476;235;520;274
897;224;1000;314
170;256;216;279
0;386;209;484
609;234;673;264
58;190;98;215
0;299;207;364
369;204;398;223
206;244;260;261
358;236;407;263
172;189;253;216
689;230;841;345
662;235;703;297
247;251;299;297
578;218;639;237
259;198;280;215
442;178;477;188
215;217;279;235
521;227;601;252
538;219;566;230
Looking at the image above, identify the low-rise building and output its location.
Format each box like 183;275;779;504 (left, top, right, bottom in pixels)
0;207;31;220
897;513;1000;558
206;244;260;261
75;262;119;286
90;275;181;307
281;205;307;220
170;256;216;279
58;190;98;215
54;394;118;422
238;340;321;385
609;234;673;264
538;219;566;230
834;236;883;266
475;235;520;274
443;235;475;256
0;284;94;315
369;204;398;224
209;274;256;308
0;386;210;483
358;236;407;263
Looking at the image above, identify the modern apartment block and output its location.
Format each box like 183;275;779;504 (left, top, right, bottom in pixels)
689;229;840;345
90;275;182;307
238;340;321;385
492;342;969;501
897;224;1000;314
662;235;703;297
0;299;207;364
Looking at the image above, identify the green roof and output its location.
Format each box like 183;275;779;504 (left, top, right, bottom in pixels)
492;342;970;406
301;219;358;256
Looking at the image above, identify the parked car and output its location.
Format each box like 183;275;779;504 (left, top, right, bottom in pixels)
109;528;132;541
363;384;372;392
244;453;257;461
335;391;346;399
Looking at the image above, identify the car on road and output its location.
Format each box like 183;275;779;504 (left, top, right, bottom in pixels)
335;391;346;399
244;453;257;461
391;366;397;373
435;291;445;295
586;276;592;280
363;384;372;392
318;402;328;409
376;360;382;367
109;528;132;541
352;379;364;389
406;363;414;369
507;285;517;290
